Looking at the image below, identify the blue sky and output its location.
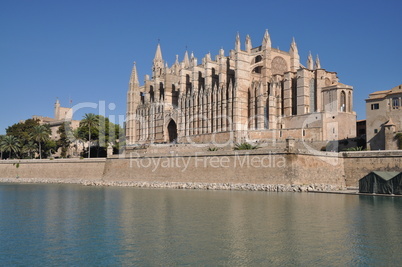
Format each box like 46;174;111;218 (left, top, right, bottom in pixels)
1;0;401;134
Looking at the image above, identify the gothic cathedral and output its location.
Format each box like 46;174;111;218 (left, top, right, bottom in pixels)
126;30;356;145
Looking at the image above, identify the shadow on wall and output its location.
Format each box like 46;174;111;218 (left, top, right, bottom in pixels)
323;136;367;152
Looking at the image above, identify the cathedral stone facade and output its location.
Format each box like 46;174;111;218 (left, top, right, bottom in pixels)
126;30;356;145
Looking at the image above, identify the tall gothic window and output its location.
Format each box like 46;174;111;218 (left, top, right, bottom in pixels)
254;86;258;128
247;89;251;128
309;78;316;112
348;91;352;112
198;72;205;91
340;91;346;112
265;98;269;129
159;82;164;101
172;84;178;107
150;86;155;102
291;78;297;115
212;68;219;89
186;75;192;95
281;81;284;116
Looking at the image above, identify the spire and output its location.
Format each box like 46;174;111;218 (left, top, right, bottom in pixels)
54;98;60;120
314;54;321;69
289;37;300;72
235;32;241;51
219;47;224;57
206;52;211;61
245;34;252;53
289;37;298;54
183;50;190;68
262;29;271;49
153;43;163;62
307;51;313;69
152;43;164;79
129;62;139;90
175;55;179;65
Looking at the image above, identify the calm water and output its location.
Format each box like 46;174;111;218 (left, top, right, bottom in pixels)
0;184;401;266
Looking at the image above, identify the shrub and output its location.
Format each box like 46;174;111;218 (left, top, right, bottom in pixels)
207;147;218;151
234;142;260;150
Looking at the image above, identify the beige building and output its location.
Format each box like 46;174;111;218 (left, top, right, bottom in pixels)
366;84;402;150
126;31;356;146
33;100;82;156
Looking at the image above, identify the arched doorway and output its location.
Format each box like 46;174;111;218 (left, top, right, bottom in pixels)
167;120;178;143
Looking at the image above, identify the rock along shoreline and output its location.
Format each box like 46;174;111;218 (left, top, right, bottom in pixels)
0;178;343;192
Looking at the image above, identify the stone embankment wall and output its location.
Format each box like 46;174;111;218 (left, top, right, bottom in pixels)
103;150;345;186
342;151;402;187
0;158;105;180
0;150;401;190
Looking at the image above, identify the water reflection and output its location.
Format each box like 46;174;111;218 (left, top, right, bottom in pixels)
0;184;401;266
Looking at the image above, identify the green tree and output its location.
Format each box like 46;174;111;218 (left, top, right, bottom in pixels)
0;135;5;159
6;119;40;144
0;135;21;159
22;141;37;159
57;122;72;158
44;139;57;158
77;114;123;157
30;125;51;159
79;113;99;158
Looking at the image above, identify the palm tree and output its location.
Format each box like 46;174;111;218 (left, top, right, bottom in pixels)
23;141;38;159
0;135;21;159
0;135;4;159
30;125;50;159
80;113;99;158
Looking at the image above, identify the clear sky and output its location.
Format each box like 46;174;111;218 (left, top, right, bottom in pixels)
1;0;401;135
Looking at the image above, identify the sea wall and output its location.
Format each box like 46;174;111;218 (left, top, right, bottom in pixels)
0;158;105;180
102;150;345;186
1;150;402;190
342;150;402;187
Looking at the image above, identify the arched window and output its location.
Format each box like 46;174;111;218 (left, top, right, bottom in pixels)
212;68;219;89
186;75;192;95
247;89;251;128
267;82;271;96
265;98;269;129
254;55;262;63
150;86;155;102
159;82;164;101
281;81;284;116
348;91;352;112
172;84;178;107
252;66;262;74
309;78;316;112
291;78;297;115
198;71;205;91
340;91;346;112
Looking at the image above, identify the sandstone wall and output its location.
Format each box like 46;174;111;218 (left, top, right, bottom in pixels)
343;151;402;187
1;150;402;190
0;159;105;180
102;151;345;186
